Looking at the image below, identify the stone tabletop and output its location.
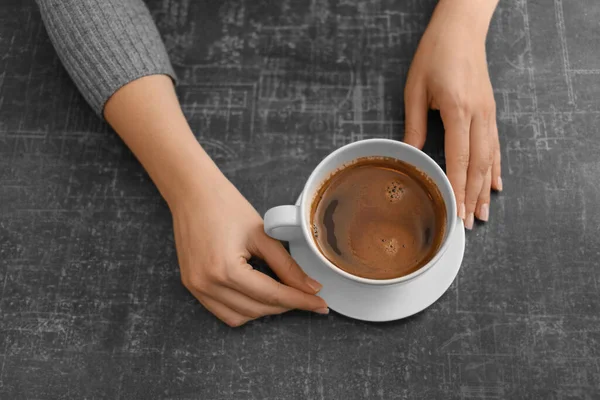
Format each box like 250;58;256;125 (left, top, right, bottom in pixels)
1;0;599;398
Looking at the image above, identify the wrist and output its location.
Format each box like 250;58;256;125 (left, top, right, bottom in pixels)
152;140;228;211
434;0;498;40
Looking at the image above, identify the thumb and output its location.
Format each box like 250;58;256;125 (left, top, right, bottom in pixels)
252;232;323;295
403;86;429;149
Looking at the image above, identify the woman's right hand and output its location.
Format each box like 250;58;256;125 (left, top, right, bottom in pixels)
170;172;329;327
103;74;326;327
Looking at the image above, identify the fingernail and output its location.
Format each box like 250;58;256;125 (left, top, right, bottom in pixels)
479;204;489;222
465;212;474;230
458;203;466;220
497;177;503;191
314;307;329;315
306;277;323;293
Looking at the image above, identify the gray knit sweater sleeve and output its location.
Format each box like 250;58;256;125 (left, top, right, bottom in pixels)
36;0;176;117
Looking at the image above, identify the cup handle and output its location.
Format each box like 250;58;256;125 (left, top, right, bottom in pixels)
263;205;303;242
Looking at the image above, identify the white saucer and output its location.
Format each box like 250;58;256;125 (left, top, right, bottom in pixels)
289;193;465;322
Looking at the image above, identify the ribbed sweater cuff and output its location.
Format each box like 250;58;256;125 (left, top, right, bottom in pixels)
37;0;177;118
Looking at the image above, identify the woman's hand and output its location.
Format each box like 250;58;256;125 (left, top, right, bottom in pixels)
403;0;502;229
104;74;327;327
170;172;329;327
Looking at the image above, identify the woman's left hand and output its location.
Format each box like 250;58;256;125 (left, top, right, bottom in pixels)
403;0;502;230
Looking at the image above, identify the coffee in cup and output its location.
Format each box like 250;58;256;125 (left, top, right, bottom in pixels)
310;156;446;280
264;138;457;286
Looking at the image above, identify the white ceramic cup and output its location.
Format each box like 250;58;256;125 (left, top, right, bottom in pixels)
263;139;457;286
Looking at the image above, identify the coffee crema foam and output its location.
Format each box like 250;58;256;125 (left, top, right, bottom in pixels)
310;157;446;280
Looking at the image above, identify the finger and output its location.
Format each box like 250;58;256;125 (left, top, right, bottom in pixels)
251;232;323;295
464;114;492;230
209;283;289;319
476;167;492;223
197;294;250;328
490;114;502;191
403;84;429;149
229;267;329;314
440;106;470;221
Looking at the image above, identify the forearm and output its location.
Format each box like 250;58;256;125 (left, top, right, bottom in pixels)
37;0;228;209
104;75;223;209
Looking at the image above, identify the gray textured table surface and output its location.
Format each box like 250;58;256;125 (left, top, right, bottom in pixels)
1;0;600;399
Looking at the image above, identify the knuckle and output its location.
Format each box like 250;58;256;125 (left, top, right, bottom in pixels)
456;152;470;170
476;160;491;176
466;193;479;207
444;91;470;114
481;102;496;120
479;192;491;203
494;151;502;168
404;125;422;140
486;146;495;165
223;316;247;328
182;274;207;293
180;274;189;288
453;188;466;204
284;256;299;277
474;152;493;176
494;142;502;159
246;310;262;320
206;267;228;285
202;259;232;284
267;282;283;306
